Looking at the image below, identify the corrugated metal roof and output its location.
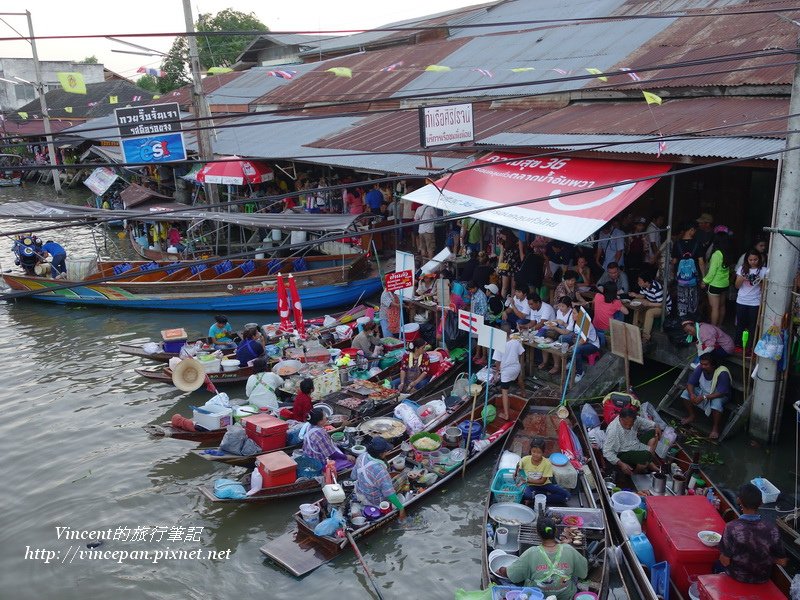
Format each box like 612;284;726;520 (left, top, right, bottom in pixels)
256;38;469;105
15;80;154;120
392;18;675;99
152;71;244;110
309;107;554;152
606;3;800;88
481;131;784;160
503;98;789;138
207;65;320;106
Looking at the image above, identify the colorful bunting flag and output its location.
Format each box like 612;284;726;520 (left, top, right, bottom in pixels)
207;67;233;75
172;91;181;96
132;95;142;101
152;95;160;99
267;70;297;79
657;140;667;157
510;67;535;73
109;96;118;104
472;68;494;78
380;61;404;72
325;67;352;78
550;68;571;75
56;72;87;94
620;67;642;82
137;67;166;77
64;107;72;113
88;101;98;107
585;68;608;82
425;65;451;72
642;91;663;105
17;111;27;119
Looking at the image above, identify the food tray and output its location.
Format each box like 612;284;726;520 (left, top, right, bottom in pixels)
549;507;605;530
518;524;542;546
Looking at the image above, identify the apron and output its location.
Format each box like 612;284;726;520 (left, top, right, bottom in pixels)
532;545;570;595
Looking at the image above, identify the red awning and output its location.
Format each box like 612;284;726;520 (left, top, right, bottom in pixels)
403;152;670;244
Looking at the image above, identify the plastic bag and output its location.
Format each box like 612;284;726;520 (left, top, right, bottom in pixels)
142;342;160;354
204;392;231;410
313;507;345;537
755;325;784;361
219;424;246;455
214;478;247;499
247;468;263;496
394;402;425;435
476;366;498;384
323;315;337;328
498;450;521;471
640;402;668;430
580;403;600;429
587;426;606;448
789;573;800;600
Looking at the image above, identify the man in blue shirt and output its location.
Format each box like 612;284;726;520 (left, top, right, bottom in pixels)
364;183;384;214
41;240;67;278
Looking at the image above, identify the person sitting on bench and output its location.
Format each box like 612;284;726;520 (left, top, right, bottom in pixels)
603;406;660;476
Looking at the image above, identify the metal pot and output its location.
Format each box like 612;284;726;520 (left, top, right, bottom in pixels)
444;427;462;445
652;473;667;495
672;474;686;495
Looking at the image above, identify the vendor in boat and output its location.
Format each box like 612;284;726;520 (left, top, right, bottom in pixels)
603;406;661;476
352;436;406;520
235;327;265;366
350;321;382;359
719;482;787;583
497;516;588;600
515;437;571;506
302;408;354;471
245;358;283;412
679;352;731;440
41;240;67;279
287;378;314;423
396;338;430;392
209;315;237;349
166;223;185;252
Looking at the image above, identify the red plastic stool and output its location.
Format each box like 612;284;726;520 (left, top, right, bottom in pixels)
587;352;601;366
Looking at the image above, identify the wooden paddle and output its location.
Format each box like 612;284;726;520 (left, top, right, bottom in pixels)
346;530;385;600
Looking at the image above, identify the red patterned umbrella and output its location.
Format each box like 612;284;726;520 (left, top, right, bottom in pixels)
287;274;305;337
196;156;274;186
275;274;293;331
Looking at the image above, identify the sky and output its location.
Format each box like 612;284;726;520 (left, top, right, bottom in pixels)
1;1;483;79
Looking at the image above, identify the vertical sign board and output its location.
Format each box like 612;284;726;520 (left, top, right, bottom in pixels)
394;251;416;297
115;102;186;164
458;310;483;333
478;324;507;353
418;103;474;148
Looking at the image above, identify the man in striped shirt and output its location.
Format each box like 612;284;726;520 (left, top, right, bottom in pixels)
631;269;672;341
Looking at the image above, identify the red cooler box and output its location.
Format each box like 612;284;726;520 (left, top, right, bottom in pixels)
644;496;725;597
242;413;288;452
697;574;784;600
256;452;297;488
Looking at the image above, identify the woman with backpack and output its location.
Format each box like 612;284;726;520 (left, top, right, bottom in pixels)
672;222;705;318
702;230;733;326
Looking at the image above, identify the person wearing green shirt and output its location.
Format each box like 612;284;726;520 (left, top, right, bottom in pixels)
498;516;589;600
460;217;483;254
701;230;732;327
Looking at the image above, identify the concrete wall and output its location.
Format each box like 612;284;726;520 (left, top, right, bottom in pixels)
0;59;104;111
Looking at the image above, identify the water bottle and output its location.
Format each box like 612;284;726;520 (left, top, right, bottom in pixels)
486;522;494;544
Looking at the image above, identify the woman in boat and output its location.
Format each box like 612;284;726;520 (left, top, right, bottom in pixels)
245;358;283;412
379;286;401;339
352;437;406;519
209;315;236;349
235;327;265;366
498;516;588;600
302;408;354;471
350;321;382;359
166;223;185;252
515;437;571;506
396;338;430;392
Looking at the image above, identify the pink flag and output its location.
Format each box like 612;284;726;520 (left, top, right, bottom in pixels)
657;141;667;157
620;67;642;82
267;70;296;79
380;61;404;72
551;68;570;75
132;95;142;101
276;274;293;332
287;273;305;337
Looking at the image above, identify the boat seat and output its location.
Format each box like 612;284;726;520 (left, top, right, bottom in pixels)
293;257;308;272
165;263;182;275
267;259;282;275
213;260;233;276
190;264;207;276
240;260;255;276
113;263;133;276
139;261;160;272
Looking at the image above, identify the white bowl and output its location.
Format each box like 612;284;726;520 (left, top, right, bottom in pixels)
351;516;366;527
697;530;721;547
630;300;642;307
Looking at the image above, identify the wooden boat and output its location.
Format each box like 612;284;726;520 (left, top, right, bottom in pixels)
196;388;476;504
2;254;381;311
119;304;375;363
259;392;531;577
479;400;612;598
574;403;793;600
0;154;23;187
184;360;465;465
135;362;255;385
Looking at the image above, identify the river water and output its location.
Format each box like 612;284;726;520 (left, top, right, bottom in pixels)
1;184;796;599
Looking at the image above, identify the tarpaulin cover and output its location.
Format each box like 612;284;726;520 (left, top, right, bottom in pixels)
120;183;173;209
403;152;670;244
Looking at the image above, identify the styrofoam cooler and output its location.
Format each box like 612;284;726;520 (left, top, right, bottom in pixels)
402;323;420;341
192;406;232;430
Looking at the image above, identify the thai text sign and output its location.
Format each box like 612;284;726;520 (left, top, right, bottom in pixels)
419;103;474;148
385;270;413;292
115;102;181;136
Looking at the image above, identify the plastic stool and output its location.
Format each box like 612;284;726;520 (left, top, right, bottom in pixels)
587;352;600;366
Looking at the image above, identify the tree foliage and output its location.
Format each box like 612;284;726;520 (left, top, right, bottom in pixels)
159;9;267;92
135;75;159;93
81;55;99;64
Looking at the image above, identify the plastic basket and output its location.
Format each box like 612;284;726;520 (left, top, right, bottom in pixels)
751;477;780;504
491;585;544;600
491;468;525;504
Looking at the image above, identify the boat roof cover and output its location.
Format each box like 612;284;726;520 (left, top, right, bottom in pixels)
120;183;173;209
403;152;670;245
0;201;363;231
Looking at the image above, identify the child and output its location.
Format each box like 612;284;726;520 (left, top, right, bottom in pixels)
539;296;575;373
515;437;571;506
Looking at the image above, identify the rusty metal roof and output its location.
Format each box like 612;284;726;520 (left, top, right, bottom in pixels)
309;107;554;152
502;97;789;138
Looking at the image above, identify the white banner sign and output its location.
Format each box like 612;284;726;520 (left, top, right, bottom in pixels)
83;167;118;196
419;103;474;148
478;324;507;352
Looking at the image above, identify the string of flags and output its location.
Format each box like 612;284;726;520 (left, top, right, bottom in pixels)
137;67;166;78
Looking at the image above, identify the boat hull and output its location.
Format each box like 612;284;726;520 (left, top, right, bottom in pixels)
2;275;383;311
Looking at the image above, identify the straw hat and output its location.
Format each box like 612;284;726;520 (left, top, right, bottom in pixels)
171;358;205;392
